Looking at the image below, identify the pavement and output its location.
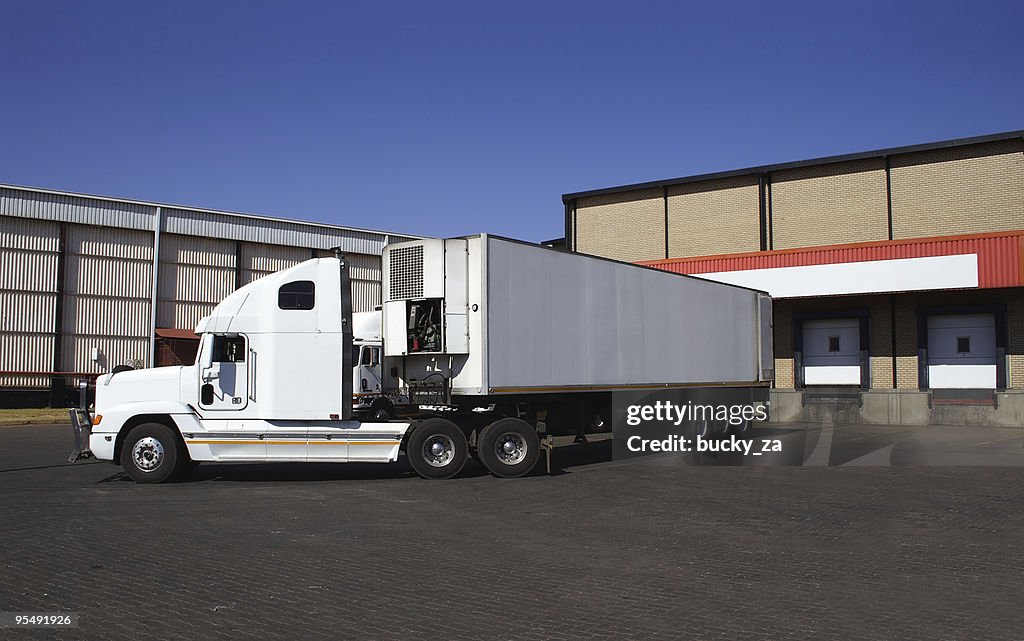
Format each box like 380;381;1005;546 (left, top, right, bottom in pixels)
1;422;1022;640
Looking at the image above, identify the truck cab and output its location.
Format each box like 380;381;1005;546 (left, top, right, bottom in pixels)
78;256;414;483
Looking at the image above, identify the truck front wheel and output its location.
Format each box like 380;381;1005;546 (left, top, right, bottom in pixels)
120;423;181;484
406;419;468;480
477;418;540;478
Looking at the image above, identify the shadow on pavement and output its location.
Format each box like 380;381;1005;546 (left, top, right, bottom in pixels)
0;461;105;474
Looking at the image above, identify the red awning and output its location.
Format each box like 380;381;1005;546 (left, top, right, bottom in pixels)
640;229;1024;290
155;328;199;340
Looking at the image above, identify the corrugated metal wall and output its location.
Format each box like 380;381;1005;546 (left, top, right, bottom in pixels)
0;187;154;231
158;234;236;330
313;249;382;312
0;185;417;253
164;208;403;256
0;217;58;388
0;185;402;396
64;224;152;374
241;242;312;286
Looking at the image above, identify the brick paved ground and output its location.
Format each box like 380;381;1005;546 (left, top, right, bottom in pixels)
1;423;1022;640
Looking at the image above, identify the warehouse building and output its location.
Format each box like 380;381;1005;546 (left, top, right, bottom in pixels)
562;130;1024;426
0;184;417;407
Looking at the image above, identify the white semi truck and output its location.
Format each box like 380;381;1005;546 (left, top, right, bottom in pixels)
70;235;773;482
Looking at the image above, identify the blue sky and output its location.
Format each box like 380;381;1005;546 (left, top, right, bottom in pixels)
1;1;1021;241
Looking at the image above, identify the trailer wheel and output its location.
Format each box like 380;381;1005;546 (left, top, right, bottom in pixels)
477;418;540;478
406;418;468;480
120;423;181;484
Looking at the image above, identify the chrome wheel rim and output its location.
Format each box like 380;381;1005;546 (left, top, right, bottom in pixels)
423;434;455;468
494;432;527;466
132;437;164;472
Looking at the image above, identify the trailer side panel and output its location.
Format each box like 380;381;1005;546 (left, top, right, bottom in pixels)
483;237;764;392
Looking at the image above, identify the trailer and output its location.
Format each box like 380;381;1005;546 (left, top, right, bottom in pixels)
70;234;773;482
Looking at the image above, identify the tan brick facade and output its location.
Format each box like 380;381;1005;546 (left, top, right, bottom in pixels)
568;136;1023;259
868;297;894;389
893;298;919;390
574;188;665;263
1010;292;1024;389
774;358;794;389
667;176;759;256
772;302;794;388
771;158;889;249
890;139;1024;239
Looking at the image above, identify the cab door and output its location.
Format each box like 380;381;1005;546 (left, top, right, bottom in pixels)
200;335;248;410
356;345;383;394
198;334;263;460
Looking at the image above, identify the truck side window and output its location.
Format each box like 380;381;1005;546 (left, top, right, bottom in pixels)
278;281;315;310
360;347;373;366
213;336;246;362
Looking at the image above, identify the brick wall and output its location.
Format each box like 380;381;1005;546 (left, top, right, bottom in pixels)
1009;291;1024;389
771;158;889;250
569;137;1022;260
772;302;794;388
893;297;919;389
890;139;1024;239
868;297;894;389
667;176;760;257
573;188;664;263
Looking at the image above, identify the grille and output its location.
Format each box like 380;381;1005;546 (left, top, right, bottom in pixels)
389;244;424;300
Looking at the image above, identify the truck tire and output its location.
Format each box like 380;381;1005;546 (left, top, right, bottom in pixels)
476;418;540;478
120;423;181;484
370;398;396;420
406;418;468;480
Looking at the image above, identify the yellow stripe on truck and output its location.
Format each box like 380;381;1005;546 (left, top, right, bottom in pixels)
309;441;397;446
186;440;396;446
